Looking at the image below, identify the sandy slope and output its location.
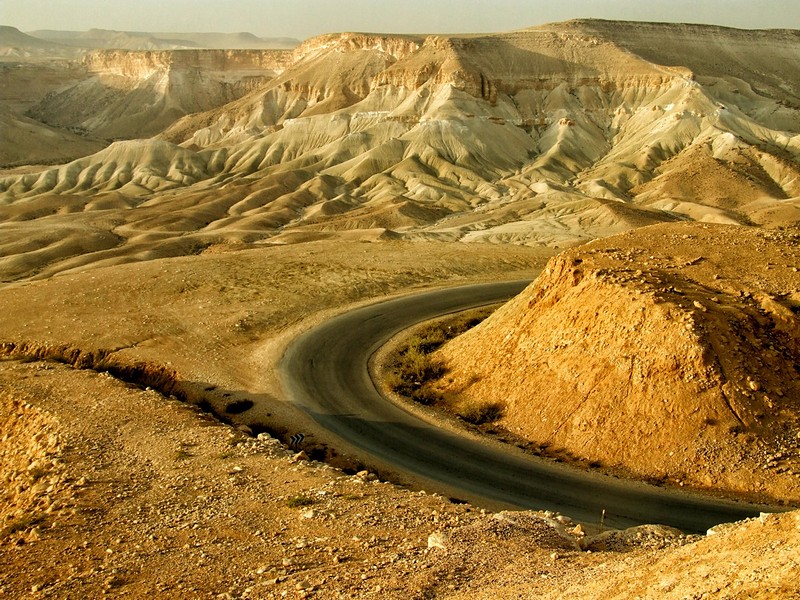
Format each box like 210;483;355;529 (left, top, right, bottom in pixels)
26;49;292;140
0;26;78;59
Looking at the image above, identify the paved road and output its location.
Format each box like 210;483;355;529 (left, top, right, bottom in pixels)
279;280;774;533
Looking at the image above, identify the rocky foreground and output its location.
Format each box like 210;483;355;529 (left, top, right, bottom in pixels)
0;228;797;598
2;357;799;599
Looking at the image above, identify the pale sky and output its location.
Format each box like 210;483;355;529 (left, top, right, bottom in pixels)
2;0;799;39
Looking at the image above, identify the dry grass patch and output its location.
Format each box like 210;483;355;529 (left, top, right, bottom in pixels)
384;307;496;406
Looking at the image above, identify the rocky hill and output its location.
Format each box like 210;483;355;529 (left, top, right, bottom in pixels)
0;25;78;59
434;222;800;504
0;236;797;599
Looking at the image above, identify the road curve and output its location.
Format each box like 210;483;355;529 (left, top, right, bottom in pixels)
279;280;775;533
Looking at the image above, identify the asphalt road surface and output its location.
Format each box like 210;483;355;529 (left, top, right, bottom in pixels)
279;280;775;533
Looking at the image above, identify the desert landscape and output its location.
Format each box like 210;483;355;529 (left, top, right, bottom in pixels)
1;15;799;598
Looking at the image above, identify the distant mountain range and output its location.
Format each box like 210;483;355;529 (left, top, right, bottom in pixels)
0;25;299;55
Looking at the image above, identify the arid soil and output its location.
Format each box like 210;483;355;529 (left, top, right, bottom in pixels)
1;238;799;599
2;17;800;598
435;222;800;505
3;358;798;600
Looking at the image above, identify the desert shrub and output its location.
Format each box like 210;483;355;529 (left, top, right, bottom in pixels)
173;448;193;460
387;346;445;404
457;401;505;425
28;465;48;483
402;346;445;381
386;306;495;405
286;496;314;508
409;327;447;354
409;383;441;406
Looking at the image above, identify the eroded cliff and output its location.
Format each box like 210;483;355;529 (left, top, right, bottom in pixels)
27;49;292;139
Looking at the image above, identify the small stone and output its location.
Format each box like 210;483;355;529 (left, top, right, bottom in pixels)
427;531;449;551
236;424;253;436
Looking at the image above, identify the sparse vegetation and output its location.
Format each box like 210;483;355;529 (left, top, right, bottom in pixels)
286;495;315;508
27;465;48;483
385;307;496;405
224;399;254;414
174;447;193;460
456;401;505;425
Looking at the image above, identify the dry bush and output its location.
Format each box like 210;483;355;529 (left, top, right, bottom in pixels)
457;401;505;425
286;496;315;508
385;306;495;405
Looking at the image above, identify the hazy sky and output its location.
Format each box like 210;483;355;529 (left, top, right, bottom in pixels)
3;0;799;39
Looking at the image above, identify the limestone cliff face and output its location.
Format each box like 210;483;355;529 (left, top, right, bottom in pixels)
435;223;800;502
175;25;701;151
81;49;292;78
293;32;423;63
375;29;685;102
28;49;292;138
4;21;800;282
276;33;425;106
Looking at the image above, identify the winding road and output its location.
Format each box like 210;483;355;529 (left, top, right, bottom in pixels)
279;280;774;533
